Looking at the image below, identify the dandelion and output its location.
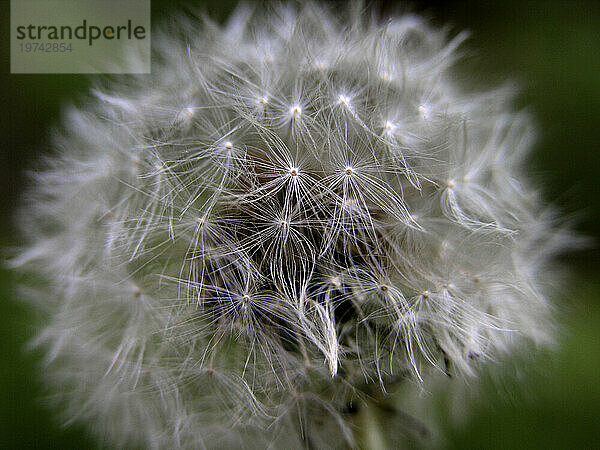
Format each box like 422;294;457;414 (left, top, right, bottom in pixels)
12;2;570;448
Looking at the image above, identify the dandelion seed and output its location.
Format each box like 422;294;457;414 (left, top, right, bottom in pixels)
329;276;342;288
314;60;327;71
290;105;302;117
379;71;392;82
183;107;195;118
384;120;396;132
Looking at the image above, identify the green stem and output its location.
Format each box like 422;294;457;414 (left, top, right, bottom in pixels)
356;402;387;450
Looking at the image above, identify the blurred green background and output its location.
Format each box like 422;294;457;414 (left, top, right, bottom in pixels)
1;0;598;448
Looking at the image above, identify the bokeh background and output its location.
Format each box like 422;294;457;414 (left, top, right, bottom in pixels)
1;0;598;448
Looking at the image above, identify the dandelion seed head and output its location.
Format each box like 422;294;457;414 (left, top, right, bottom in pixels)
12;2;572;448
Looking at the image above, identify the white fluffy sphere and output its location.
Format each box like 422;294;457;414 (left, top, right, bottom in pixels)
13;2;568;448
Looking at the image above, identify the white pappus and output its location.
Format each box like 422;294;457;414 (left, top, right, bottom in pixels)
12;2;571;449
